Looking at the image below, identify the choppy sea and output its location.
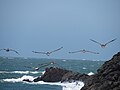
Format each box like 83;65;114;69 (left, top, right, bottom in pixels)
0;57;104;90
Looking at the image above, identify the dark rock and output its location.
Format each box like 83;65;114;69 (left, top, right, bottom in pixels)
23;79;32;82
33;77;41;82
81;52;120;90
61;72;89;82
40;67;71;82
34;67;89;82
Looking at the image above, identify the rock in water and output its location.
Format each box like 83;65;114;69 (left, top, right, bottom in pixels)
39;67;70;82
34;67;89;82
81;52;120;90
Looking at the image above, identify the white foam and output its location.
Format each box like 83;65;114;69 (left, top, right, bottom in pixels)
2;75;84;90
88;72;94;76
30;81;84;90
0;71;42;74
3;75;35;83
62;60;67;62
82;67;87;70
62;81;84;90
27;81;84;90
41;71;45;75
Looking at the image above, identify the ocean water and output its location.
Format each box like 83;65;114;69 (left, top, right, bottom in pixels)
0;57;104;90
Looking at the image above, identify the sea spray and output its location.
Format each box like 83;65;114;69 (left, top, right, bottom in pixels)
0;71;44;74
2;75;84;90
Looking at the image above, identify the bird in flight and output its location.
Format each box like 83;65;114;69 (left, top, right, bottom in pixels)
32;47;63;56
90;38;117;48
24;66;40;71
69;49;99;54
0;48;20;55
25;61;56;70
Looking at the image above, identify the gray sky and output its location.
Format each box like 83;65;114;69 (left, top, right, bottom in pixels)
0;0;120;60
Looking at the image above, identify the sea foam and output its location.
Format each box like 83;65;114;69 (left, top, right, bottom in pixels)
2;75;84;90
0;71;44;74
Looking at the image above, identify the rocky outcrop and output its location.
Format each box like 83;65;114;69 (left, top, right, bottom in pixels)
33;67;89;82
61;72;89;82
24;52;120;90
81;52;120;90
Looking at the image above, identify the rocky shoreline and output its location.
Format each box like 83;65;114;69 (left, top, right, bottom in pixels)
81;52;120;90
23;52;120;90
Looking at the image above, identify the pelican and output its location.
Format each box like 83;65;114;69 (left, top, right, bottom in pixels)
0;48;20;55
69;49;99;54
24;66;40;71
90;38;117;48
25;61;56;70
32;47;63;56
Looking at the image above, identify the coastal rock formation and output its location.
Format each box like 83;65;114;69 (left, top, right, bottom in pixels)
24;52;120;90
33;67;89;82
81;52;120;90
61;72;89;82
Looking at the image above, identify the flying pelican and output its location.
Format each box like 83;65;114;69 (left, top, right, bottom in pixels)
90;38;117;48
38;61;55;66
32;47;63;56
69;49;99;54
0;48;20;55
24;66;40;71
25;61;56;70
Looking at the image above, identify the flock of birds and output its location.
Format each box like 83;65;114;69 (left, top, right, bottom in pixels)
0;38;117;71
0;38;117;56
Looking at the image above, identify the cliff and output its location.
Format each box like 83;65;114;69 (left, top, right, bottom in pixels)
81;52;120;90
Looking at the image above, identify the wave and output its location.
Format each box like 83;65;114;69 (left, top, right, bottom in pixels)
0;71;45;74
88;72;94;76
1;75;84;90
62;81;84;90
2;75;35;83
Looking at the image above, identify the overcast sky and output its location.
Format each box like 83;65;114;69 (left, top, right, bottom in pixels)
0;0;120;60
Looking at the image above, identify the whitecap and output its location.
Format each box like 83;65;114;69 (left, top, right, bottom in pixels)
29;81;84;90
88;72;94;76
62;81;84;90
41;71;45;75
82;67;87;70
62;60;67;62
3;75;35;83
0;71;42;74
2;75;84;90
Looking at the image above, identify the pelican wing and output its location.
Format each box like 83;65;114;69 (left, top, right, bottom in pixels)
9;49;20;55
38;62;55;68
24;66;33;69
50;47;63;53
69;50;82;53
38;63;51;68
32;51;46;54
0;49;6;51
38;61;55;66
90;39;102;45
105;38;117;45
38;62;50;66
85;50;99;54
0;48;6;51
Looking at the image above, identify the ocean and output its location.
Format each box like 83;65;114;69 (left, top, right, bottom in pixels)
0;57;104;90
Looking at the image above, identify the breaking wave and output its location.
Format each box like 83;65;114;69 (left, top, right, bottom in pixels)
1;75;84;90
88;72;94;76
0;71;45;74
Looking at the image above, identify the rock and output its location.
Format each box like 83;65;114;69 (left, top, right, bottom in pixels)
61;72;89;82
81;52;120;90
23;79;32;82
39;67;71;82
33;77;41;82
34;67;89;82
